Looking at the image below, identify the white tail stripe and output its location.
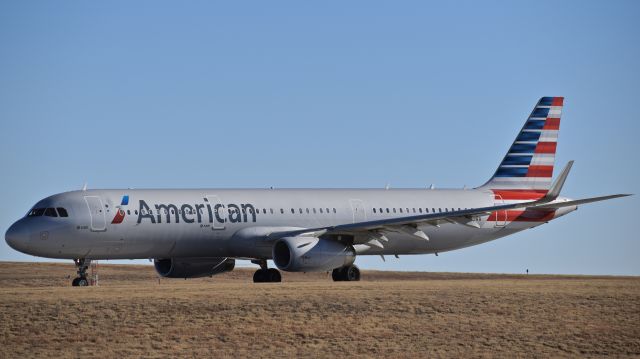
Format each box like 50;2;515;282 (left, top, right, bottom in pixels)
539;131;559;142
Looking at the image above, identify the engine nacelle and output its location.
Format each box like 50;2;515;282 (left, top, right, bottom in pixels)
154;257;235;278
272;236;355;272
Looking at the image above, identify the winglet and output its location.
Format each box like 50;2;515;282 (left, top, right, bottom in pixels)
541;160;573;202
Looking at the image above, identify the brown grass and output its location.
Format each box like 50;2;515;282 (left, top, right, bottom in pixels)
0;261;638;358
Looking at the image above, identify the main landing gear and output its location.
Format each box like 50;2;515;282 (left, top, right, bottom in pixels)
72;258;90;287
332;264;360;281
251;259;281;283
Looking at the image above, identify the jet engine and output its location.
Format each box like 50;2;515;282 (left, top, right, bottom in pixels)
154;257;235;278
272;236;355;272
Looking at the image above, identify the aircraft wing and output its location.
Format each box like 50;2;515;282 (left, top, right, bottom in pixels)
266;192;630;243
266;163;630;243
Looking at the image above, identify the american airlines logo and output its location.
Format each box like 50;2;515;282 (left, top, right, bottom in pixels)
111;195;129;224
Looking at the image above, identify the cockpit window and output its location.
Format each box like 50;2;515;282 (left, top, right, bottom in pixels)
44;208;58;217
28;208;46;217
27;207;69;217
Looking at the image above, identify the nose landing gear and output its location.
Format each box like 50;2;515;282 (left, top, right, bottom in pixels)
72;258;90;287
251;259;282;283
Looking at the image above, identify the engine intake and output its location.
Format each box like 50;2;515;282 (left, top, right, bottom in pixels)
154;257;235;278
273;236;355;272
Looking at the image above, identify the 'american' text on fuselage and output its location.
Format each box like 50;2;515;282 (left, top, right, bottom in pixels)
137;199;257;224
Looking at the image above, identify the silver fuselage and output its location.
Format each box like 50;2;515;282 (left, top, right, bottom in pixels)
5;188;575;260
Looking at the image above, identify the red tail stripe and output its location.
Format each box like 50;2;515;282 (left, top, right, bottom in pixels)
526;165;553;178
534;142;556;154
552;97;564;106
543;117;560;130
493;190;547;200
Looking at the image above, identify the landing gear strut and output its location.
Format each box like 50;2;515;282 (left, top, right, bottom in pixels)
72;258;90;287
332;264;360;281
251;259;281;283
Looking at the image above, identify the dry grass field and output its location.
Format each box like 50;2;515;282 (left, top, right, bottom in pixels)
0;262;638;358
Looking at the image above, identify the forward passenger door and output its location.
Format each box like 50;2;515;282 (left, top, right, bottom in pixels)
84;196;107;232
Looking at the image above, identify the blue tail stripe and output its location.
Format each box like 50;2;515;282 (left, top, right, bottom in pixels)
538;97;554;106
502;155;533;166
516;131;542;142
531;107;550;118
508;143;537;153
495;167;528;177
524;120;546;130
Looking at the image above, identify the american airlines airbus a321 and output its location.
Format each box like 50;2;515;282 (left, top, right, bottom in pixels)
5;97;630;286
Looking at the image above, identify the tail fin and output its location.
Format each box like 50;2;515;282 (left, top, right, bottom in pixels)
480;97;564;193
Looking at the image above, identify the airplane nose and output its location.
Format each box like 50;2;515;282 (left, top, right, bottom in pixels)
5;221;31;253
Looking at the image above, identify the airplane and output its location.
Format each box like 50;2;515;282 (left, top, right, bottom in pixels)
5;97;630;286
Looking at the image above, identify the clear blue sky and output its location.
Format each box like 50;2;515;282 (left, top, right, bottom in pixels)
1;1;638;275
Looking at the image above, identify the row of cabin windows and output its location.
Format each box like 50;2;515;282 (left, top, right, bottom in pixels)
131;207;340;216
28;207;69;218
131;206;467;216
372;207;466;214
